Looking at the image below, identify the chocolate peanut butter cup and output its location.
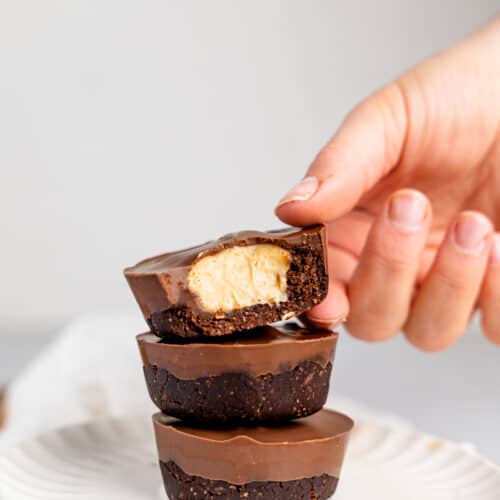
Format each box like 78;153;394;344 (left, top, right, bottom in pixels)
137;321;337;424
153;409;353;500
125;225;328;338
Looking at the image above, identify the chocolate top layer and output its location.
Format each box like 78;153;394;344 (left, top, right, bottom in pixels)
127;226;324;274
153;409;353;483
137;321;338;379
124;225;326;318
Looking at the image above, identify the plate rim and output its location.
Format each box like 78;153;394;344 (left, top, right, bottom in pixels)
1;413;500;499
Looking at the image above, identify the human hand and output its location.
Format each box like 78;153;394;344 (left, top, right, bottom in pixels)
276;18;500;351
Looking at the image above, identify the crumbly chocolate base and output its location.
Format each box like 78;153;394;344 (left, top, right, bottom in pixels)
160;461;339;500
144;360;332;425
149;245;328;338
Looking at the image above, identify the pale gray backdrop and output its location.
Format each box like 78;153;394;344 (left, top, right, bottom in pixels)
1;1;499;460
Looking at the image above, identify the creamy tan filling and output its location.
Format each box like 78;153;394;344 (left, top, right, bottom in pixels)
187;244;291;313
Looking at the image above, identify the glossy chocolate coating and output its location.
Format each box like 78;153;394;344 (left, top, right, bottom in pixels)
124;225;328;337
153;409;353;484
137;321;338;379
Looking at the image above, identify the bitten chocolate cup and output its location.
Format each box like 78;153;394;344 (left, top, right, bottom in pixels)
125;225;328;338
137;322;338;424
153;409;354;500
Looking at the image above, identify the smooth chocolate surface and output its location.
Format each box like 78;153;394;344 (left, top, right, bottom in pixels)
153;409;353;484
125;225;328;337
137;322;338;379
161;461;338;500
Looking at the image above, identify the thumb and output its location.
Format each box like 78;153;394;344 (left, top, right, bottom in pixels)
275;83;408;226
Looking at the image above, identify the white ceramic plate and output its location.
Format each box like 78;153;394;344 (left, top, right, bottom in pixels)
1;416;499;500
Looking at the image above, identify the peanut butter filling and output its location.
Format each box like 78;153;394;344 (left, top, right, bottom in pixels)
187;244;291;312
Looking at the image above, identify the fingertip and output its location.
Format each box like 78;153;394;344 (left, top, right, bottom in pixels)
481;318;500;346
479;232;500;346
275;176;324;227
275;190;333;227
305;280;349;329
275;174;363;227
404;328;456;353
489;232;500;264
385;188;432;232
451;210;493;256
274;200;315;227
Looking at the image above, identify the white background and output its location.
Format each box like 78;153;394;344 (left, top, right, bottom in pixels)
1;1;500;461
1;0;499;325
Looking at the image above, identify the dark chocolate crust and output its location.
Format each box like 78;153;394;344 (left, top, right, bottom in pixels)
160;461;338;500
149;241;328;337
144;360;332;424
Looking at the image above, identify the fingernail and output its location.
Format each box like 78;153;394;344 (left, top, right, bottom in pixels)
276;176;319;208
307;316;346;329
452;212;492;255
490;234;500;263
387;190;428;232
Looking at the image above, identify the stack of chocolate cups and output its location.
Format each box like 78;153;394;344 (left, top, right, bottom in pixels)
125;225;354;500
